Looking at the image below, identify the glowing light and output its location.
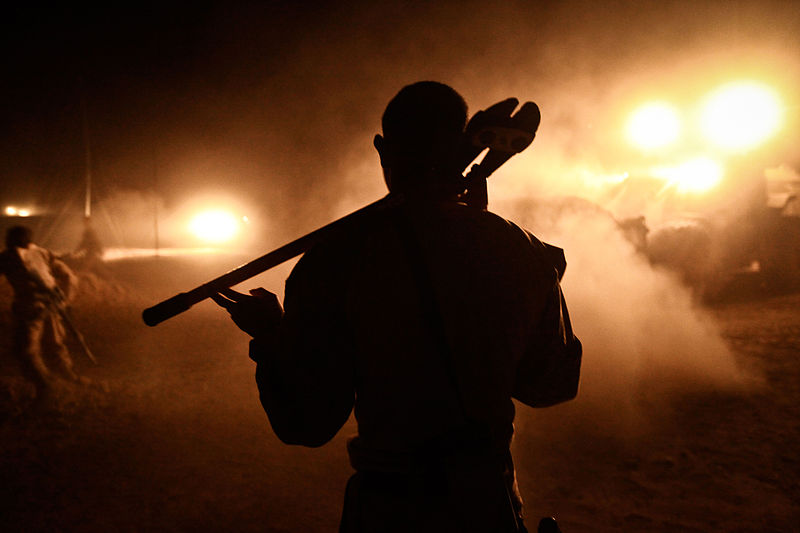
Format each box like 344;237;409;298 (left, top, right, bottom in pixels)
652;157;723;193
700;81;782;150
626;102;681;150
4;206;32;217
188;210;239;243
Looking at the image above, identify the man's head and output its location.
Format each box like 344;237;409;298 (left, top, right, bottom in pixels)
5;225;33;249
374;81;468;193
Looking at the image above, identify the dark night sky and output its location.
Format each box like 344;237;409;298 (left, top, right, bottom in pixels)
1;1;798;247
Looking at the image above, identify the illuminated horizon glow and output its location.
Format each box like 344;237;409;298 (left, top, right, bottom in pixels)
188;210;239;243
652;156;723;194
700;81;782;150
102;247;244;261
626;102;681;150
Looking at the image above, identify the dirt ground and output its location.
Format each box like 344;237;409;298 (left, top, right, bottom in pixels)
1;256;798;532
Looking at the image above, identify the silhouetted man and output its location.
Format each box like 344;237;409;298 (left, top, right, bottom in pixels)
0;225;82;398
214;81;581;532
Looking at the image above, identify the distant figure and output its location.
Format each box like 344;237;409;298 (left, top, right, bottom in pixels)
213;82;581;532
75;216;104;263
0;225;83;398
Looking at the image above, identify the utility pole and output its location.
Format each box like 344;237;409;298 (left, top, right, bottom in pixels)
153;144;160;257
76;85;103;262
81;93;92;219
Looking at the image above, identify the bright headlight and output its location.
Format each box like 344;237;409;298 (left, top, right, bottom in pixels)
188;210;239;243
700;81;782;150
626;102;681;150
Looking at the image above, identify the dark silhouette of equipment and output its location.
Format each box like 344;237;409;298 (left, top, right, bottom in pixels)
142;98;542;327
537;516;563;533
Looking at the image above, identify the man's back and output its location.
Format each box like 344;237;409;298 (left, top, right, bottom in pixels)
0;243;61;303
349;200;555;450
261;198;577;453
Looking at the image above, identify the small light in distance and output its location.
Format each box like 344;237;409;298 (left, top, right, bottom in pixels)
189;210;239;243
700;81;782;150
626;102;681;150
4;206;32;217
653;156;723;193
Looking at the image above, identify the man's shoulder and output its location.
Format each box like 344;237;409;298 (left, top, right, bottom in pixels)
25;243;52;257
482;208;537;238
445;203;545;250
463;207;563;277
288;201;551;280
287;207;387;284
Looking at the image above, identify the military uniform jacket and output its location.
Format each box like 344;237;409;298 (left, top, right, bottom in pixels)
250;197;582;463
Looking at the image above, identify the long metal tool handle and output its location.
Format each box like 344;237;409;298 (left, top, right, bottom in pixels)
142;159;494;328
143;99;541;327
142;195;403;326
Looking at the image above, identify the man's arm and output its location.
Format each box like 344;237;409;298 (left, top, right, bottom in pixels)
255;252;356;446
251;310;355;447
216;240;357;447
513;279;582;408
50;255;78;302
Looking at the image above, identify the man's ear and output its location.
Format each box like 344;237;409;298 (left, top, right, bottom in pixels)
374;134;388;168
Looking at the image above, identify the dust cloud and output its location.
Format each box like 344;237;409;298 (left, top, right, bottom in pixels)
103;0;796;232
493;194;757;439
233;0;796;441
105;2;796;444
130;0;792;436
2;3;799;530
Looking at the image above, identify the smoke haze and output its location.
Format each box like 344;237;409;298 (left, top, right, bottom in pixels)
4;5;800;531
3;0;796;432
494;196;756;438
